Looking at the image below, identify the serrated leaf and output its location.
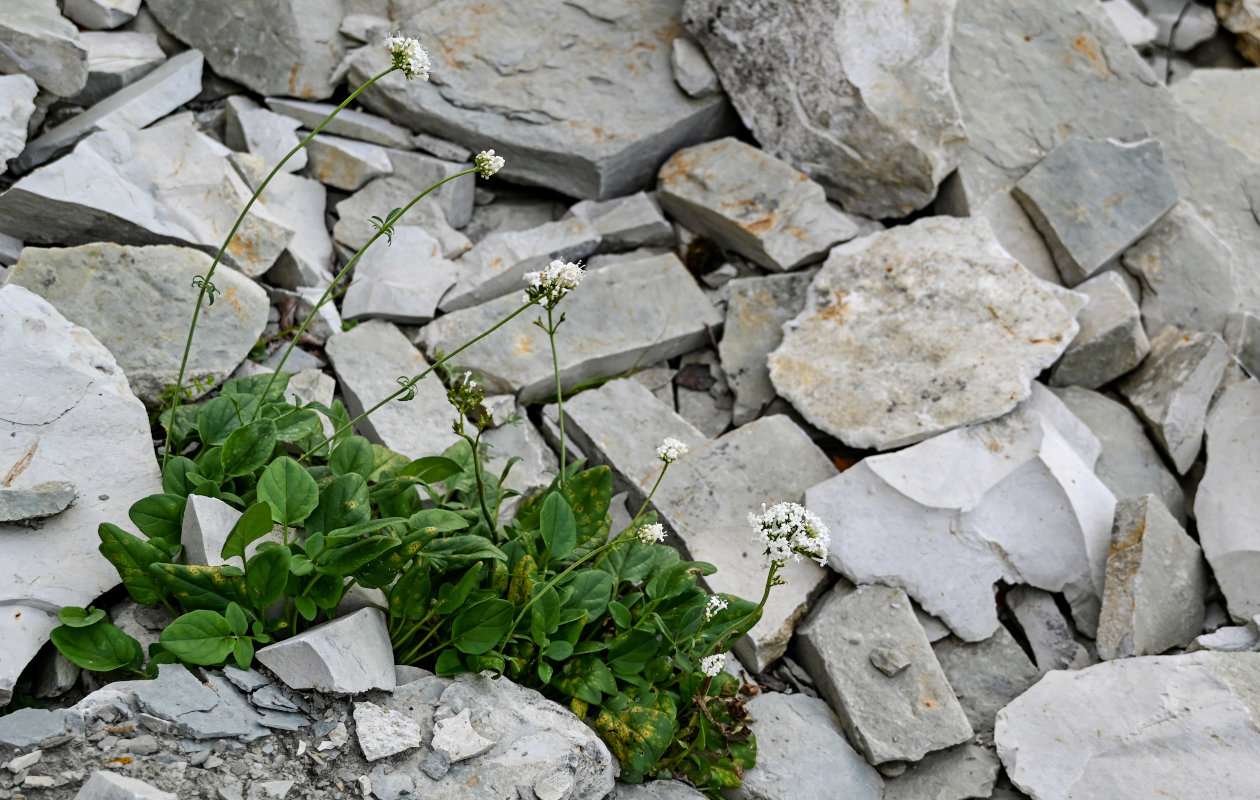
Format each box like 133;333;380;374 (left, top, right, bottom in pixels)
98;523;168;606
221;419;277;478
160;610;236;665
256;457;319;526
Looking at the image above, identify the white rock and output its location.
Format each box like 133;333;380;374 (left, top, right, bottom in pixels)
256;608;396;694
670;37;721;98
565;192;674;253
73;771;175;800
1049;271;1150;388
1189;625;1259;653
1171;69;1260;164
332;161;471;261
430;708;496;763
225;100;307;175
995;653;1260;800
935;180;1062;285
1143;0;1220;51
303;133;393;192
63;0;141;30
264;98;414;149
719;272;813;425
0;605;60;707
0;0;88;97
1101;0;1159;47
341;227;459;325
181;495;243;569
353;701;423;761
238;165;333;291
769;217;1079;450
70;32;166;107
1226;310;1260;378
0;75;38;167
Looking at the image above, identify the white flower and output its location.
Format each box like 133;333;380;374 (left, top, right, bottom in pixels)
748;501;831;567
637;523;665;545
475;149;505;179
523;259;585;306
700;653;725;678
656;437;688;464
704;595;728;621
385;34;430;80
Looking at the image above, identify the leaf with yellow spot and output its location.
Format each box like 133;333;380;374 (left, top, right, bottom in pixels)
98;523;168;606
148;562;247;613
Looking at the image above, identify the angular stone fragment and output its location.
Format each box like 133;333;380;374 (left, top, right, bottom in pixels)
1171;69;1260;163
0;707;81;749
566;192;675;253
933;627;1040;743
353;701;423;761
63;0;141;30
74;770;175;800
0;605;59;707
1005;586;1093;672
225;100;306;175
883;743;1001;800
683;0;964;218
1189;625;1259;653
657;138;859;272
0;75;38;166
348;3;731;200
1101;0;1159;47
246;169;333;291
418;253;722;404
796;584;973;764
1143;0;1220;49
0;481;75;522
1;0;88;97
324;321;460;460
1197;378;1260;622
719;272;813;425
304;133;393;192
770;217;1078;450
996;652;1260;800
256;608;396;694
670;37;720;98
729;692;883;800
1226;310;1260;378
9;243;269;406
617;781;710;800
1119;326;1230;473
431;707;496;762
264;98;414;149
341;227;459;325
1097;495;1207;659
1050;271;1149;388
145;0;344;99
69;32;166;108
332;160;471;259
438;216;601;312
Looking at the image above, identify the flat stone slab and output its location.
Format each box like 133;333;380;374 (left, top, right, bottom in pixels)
264;98;414;149
341;227;459;325
256;608;396;695
1;0;88;97
797;583;973;765
303;133;393;192
883;743;1001;800
719;272;812;426
1049;271;1149;388
933;627;1039;743
656;137;860;272
566;191;674;253
1171;69;1260;164
353;701;423;761
417;253;722;404
769;216;1079;450
682;0;965;218
331;155;470;260
74;771;175;800
995;653;1260;800
0;481;76;522
1005;586;1092;672
70;31;166;107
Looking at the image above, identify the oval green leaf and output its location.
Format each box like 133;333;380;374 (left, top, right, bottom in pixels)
160;609;236;665
256;456;319;526
221;419;277;478
452;598;514;655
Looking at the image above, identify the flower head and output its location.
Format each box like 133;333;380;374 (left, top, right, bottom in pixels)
475;149;505;179
700;653;725;678
656;437;688;464
637;523;665;545
523;259;585;307
704;594;728;621
385;34;430;80
748;501;831;567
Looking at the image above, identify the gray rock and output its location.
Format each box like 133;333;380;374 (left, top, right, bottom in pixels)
74;771;175;800
368;764;415;800
347;3;732;200
418;253;722;404
1118;326;1231;473
729;691;883;800
0;0;88;97
264;98;414;149
0;708;82;749
341;227;459;324
237;167;334;292
657;138;860;272
1050;386;1187;523
30;644;81;699
324;321;461;460
0;481;76;521
1050;271;1149;388
1101;0;1159;47
1097;494;1207;659
225;101;306;175
883;743;1001;800
304;133;393;192
410;131;472;164
182;494;285;569
935;179;1062;285
430;707;496;763
933;627;1040;742
70;31;167;107
353;701;423;761
719;272;813;426
1171;69;1260;164
480;406;557;523
63;0;141;30
145;0;344;99
1143;0;1220;50
1197;378;1260;622
1226;310;1260;378
796;583;973;764
464;191;566;244
670;37;720;99
0;121;294;278
616;780;710;800
683;0;964;218
0;75;38;166
1189;625;1259;653
995;652;1260;800
566;192;675;253
1011;138;1178;286
438;216;601;312
9;243;269;406
332;155;472;259
256;608;396;694
1005;586;1093;672
770;216;1079;450
0;285;162;697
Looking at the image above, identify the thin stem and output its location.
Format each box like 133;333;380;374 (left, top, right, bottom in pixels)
466;428;495;536
162;65;397;467
700;562;778;661
546;306;567;487
507;537;622;638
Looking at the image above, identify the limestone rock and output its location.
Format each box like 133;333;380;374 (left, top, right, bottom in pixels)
1217;0;1260;63
353;701;423;761
1101;0;1159;47
933;627;1040;742
1226;310;1260;378
249;170;334;292
617;781;709;800
225;101;306;175
1;0;88;97
796;584;973;764
1119;326;1231;473
0;605;60;707
566;192;675;254
808;387;1116;641
133;665;270;740
341;227;459;325
63;0;141;30
770;217;1079;450
74;771;175;800
1050;271;1149;388
347;2;732;200
1097;495;1207;659
255;608;396;694
683;0;964;218
670;37;720;99
728;692;883;800
657;138;860;271
430;708;496;763
883;743;1001;800
935;179;1061;285
70;32;167;107
9;243;269;406
418;253;722;404
332;154;472;258
1171;69;1260;163
995;653;1260;800
1190;625;1259;653
144;0;344;99
719;272;812;425
264;99;414;149
1005;586;1093;672
1196;378;1260;622
304;133;393;192
1144;0;1220;50
0;707;82;749
0;75;38;167
0;481;75;522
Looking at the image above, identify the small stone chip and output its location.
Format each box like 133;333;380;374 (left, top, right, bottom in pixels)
870;647;912;677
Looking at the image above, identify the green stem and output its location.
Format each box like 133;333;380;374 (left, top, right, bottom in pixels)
593;463;670;568
546;306;567;488
162;65;397;467
465;428;495;536
700;562;778;660
400;620;444;664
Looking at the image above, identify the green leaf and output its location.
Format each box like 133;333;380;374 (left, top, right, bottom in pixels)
388;562;432;621
538;661;554;684
530;585;561;643
434;648;464;675
544;640;574;661
245;547;291;611
540;493;577;562
607;628;661;675
369;444;411;482
396;456;463;484
452;598;514;655
434;565;482;616
198;394;252;446
196;446;226;484
306;572;345;610
162;456;200;496
295;595;317;621
561;466;613;548
225;602;249;636
98;523;168;606
594;697;676;776
232;637;255;670
305;473;370;536
160;610;236;665
419;535;508;570
221;419;278;478
552;655;618;705
608;601;631;629
267;406;322;443
329;436;375;478
315;535;401;577
58;606;106;628
561;569;613;621
128;493;186;548
221;502;275;563
50;620;143;673
256;457;319;526
149;563;247;613
221;372;290;404
408;508;472;534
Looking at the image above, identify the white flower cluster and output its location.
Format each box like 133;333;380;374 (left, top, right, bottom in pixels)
748;501;831;567
474;149;505;179
704;594;728;621
656;437;688;464
637;523;665;545
385;34;430;80
700;653;725;678
523;259;585;306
